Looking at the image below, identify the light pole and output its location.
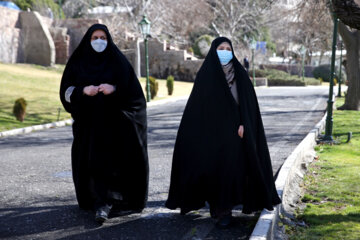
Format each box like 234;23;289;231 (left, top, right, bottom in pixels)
58;0;62;18
337;40;343;97
300;45;306;82
320;11;338;143
250;39;257;87
139;15;151;102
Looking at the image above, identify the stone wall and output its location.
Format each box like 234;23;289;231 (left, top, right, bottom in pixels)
19;11;55;66
49;27;70;64
53;18;101;56
0;6;100;65
0;6;21;63
138;40;202;82
0;9;201;75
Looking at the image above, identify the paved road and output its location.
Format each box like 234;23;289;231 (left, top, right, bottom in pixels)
0;86;329;240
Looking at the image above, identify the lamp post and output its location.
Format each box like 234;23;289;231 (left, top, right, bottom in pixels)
320;12;338;143
250;39;257;87
337;40;343;97
139;15;151;102
300;45;306;82
58;0;62;18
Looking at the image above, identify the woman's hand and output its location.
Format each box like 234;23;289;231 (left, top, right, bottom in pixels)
83;85;99;96
98;83;115;95
238;125;244;138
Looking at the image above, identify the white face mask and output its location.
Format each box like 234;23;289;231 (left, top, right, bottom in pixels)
91;39;107;53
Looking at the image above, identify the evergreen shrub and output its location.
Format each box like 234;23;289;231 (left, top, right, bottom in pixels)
166;75;174;96
13;98;27;122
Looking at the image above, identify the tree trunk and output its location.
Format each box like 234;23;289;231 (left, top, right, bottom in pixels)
333;0;360;30
338;22;360;110
319;51;324;65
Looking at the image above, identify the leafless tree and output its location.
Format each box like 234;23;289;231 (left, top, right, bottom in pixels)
155;0;212;45
291;0;333;64
206;0;276;47
288;0;360;110
90;0;211;46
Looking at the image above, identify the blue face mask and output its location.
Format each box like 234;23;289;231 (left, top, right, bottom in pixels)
217;50;233;65
91;39;107;53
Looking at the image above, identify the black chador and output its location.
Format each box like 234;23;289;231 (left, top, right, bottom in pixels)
60;24;149;219
165;37;281;219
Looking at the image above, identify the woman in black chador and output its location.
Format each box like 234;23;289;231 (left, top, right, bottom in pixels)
60;24;149;223
165;37;281;228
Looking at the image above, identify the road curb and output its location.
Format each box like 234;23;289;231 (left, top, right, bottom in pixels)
147;96;189;107
249;112;327;240
0;119;74;138
0;96;189;138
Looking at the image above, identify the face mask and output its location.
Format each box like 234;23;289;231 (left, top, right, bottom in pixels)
91;39;107;53
217;50;233;65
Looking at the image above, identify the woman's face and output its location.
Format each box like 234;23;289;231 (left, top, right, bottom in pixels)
217;42;232;52
91;29;107;41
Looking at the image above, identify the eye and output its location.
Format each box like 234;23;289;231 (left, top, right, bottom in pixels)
100;36;106;40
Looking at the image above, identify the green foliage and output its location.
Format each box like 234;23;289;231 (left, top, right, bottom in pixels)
14;0;64;19
287;107;360;239
304;77;321;86
0;63;70;131
145;76;159;99
13;98;27;122
259;26;276;53
268;78;305;86
257;68;290;79
301;194;320;203
13;0;34;10
166;75;174;96
312;64;340;83
255;68;320;86
254;69;268;78
193;35;214;58
188;28;213;48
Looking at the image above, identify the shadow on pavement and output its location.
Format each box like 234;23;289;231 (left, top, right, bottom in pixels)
0;200;258;240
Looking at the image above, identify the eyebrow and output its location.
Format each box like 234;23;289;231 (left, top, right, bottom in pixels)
92;35;106;38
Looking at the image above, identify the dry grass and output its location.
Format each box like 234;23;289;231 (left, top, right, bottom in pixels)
139;77;193;100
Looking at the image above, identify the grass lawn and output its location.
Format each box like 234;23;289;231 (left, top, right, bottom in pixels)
0;63;70;131
0;63;193;132
286;97;360;239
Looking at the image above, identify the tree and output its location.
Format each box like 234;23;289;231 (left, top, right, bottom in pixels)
292;1;333;64
13;0;63;18
61;0;95;18
82;0;211;46
206;0;276;48
333;0;360;29
267;0;333;64
154;0;211;45
332;0;360;110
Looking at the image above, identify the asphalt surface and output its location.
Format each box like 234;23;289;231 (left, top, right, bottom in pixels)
0;86;329;240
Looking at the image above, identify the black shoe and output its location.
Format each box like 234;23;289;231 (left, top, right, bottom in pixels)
95;205;112;224
216;214;232;229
